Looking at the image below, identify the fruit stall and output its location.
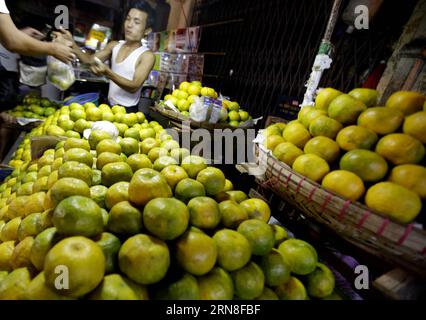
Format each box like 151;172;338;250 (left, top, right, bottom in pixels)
0;0;425;304
248;88;426;298
0;99;348;300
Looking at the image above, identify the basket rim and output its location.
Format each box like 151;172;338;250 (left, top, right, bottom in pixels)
256;143;426;234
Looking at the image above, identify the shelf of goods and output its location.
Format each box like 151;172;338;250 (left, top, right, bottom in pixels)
252;88;426;279
152;80;256;132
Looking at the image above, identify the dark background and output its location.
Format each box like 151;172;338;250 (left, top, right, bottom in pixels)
192;0;419;123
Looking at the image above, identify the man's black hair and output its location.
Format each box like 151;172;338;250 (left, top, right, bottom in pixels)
128;0;155;29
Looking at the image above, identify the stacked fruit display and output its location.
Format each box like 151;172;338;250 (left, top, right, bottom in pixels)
263;89;426;225
0;103;337;300
162;81;253;127
6;94;62;120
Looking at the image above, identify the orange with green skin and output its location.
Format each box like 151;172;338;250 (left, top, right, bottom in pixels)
187;197;221;229
348;88;378;107
0;241;15;271
375;133;425;165
30;227;60;271
292;154;330;182
154;273;200;300
147;147;169;163
198;267;234;300
256;287;279;300
219;200;248;229
11;236;34;270
282;123;311;149
306;263;335;298
124;128;141;141
278;239;318;276
271;224;288;247
339;149;388;182
336;125;378;151
128;168;172;207
96;139;122;155
231;261;265;299
299;109;327;128
96;152;123;170
196;167;226;196
127;154;152;172
88;130;112;150
63;138;90;151
90;185;108;208
58;161;93;186
273;142;304;167
94;232;121;274
153;156;178;172
309;116;343;139
52;195;104;237
101;162;133;187
105;181;129;210
161;165;189;190
17;212;44;241
223;179;233;192
140;137;160;155
87;273;145;300
50;177;90;207
174;178;206;203
303;136;340;164
365;182;422;224
175;228;218;276
120;137;140;156
215;190;248;203
265;135;285;151
322;170;365;201
403;111;426;144
143;197;189;240
170;148;191;164
107;201;143;236
385;91;425;115
261;248;291;287
213;229;251;271
315;88;342;111
275;276;307;300
181;156;207;178
328;94;367;125
357;107;404;135
118;234;170;285
389;164;426;198
237;219;275;256
239;198;271;222
44;236;105;298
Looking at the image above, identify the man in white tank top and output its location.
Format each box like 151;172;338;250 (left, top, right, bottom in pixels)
56;1;155;113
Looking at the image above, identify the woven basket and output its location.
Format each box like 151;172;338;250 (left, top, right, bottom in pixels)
255;143;426;278
152;104;254;131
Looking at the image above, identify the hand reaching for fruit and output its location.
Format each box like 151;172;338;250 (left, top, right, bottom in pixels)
90;57;109;76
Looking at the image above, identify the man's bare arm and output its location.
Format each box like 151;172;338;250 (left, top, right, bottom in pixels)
0;14;74;63
55;28;116;65
93;51;155;93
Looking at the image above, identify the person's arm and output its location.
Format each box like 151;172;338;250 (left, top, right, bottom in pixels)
92;51;155;93
55;28;116;65
0;14;74;63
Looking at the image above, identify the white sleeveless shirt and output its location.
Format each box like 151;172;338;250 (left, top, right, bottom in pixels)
108;41;150;107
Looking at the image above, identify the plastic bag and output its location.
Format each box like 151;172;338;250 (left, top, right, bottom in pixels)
19;62;47;87
189;96;208;122
83;121;119;141
47;56;75;91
